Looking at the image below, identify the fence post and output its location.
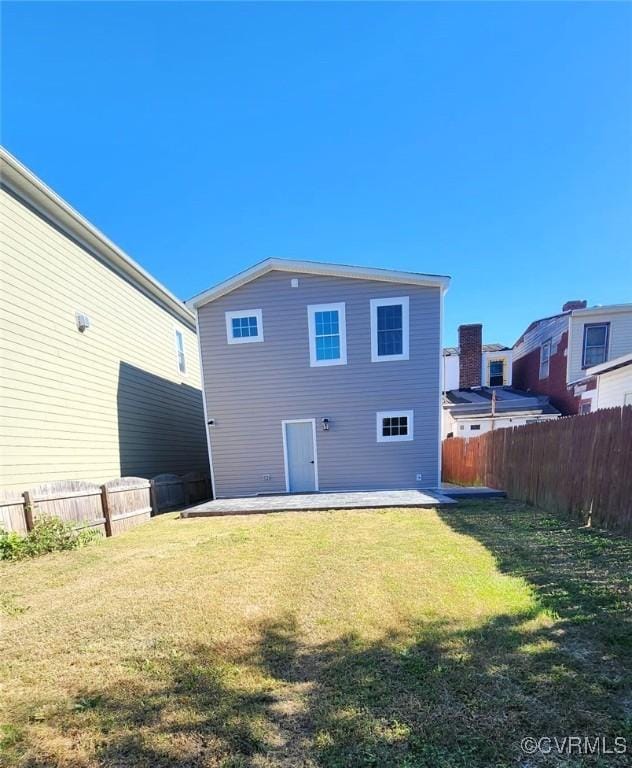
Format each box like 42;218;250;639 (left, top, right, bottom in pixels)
100;485;113;537
149;479;158;516
22;491;35;532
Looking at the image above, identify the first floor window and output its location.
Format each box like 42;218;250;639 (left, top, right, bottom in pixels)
579;401;592;415
539;340;551;379
582;323;609;367
489;359;504;387
370;297;410;362
307;302;347;366
470;424;481;431
226;309;264;344
175;330;186;374
376;410;414;442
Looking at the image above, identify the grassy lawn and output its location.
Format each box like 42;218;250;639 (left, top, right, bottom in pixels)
1;501;630;767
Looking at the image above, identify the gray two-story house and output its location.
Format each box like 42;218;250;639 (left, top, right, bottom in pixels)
188;259;450;498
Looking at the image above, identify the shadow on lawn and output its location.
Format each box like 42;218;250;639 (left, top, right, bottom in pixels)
16;502;632;768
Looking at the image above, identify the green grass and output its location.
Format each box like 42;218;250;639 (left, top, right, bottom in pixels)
1;501;630;767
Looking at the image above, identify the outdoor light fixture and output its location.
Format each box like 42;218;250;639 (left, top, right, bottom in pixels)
321;418;329;431
75;312;90;333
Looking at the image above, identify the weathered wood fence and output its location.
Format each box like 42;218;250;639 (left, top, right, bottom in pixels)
0;472;212;537
442;406;632;535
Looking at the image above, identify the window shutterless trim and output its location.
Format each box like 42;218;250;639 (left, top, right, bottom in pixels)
376;410;414;443
582;322;609;369
174;328;187;375
370;297;409;362
225;308;264;344
307;302;347;367
539;339;551;379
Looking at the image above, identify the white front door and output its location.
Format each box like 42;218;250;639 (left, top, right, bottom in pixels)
283;420;318;492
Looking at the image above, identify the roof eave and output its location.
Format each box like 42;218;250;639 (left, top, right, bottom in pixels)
187;257;451;309
0;146;195;328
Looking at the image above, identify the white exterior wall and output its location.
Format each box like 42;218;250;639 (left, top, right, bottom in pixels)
568;308;632;384
450;414;559;437
595;366;632;409
442;354;459;391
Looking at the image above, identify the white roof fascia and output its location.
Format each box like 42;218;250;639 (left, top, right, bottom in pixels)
187;257;451;309
0;146;195;328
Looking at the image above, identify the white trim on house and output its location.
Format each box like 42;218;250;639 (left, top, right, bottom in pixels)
194;309;216;497
370;296;410;363
587;352;632;377
0;147;195;328
376;410;414;443
187;258;450;308
281;418;319;492
225;308;264;344
307;302;347;367
539;339;551;379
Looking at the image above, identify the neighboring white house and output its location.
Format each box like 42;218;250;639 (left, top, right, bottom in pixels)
585;353;632;410
443;342;512;391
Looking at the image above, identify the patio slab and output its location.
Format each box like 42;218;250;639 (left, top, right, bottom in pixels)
181;488;456;518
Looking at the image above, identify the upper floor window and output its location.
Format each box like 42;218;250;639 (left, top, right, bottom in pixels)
582;323;609;367
376;410;414;442
174;330;186;374
370;297;410;362
225;309;264;344
539;340;551;379
307;302;347;367
489;359;504;387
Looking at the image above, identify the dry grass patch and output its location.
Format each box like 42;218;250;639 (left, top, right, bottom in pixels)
1;502;630;766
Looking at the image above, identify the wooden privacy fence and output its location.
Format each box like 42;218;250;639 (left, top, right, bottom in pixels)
442;406;632;535
0;471;212;537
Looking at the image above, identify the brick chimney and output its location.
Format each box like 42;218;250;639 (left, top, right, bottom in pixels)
458;324;482;389
562;299;587;312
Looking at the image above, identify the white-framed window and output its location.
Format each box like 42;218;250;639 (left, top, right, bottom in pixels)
225;309;263;344
370;297;409;362
624;392;632;406
488;359;504;387
376;410;414;442
307;302;347;367
582;323;609;368
175;329;186;374
539;340;551;379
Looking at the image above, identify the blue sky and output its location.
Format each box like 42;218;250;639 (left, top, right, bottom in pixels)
2;2;631;346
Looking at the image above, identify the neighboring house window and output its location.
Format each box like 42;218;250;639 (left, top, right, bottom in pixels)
624;392;632;406
579;401;591;415
470;424;481;431
175;330;186;374
582;323;609;367
307;302;347;367
376;410;414;442
489;359;504;387
225;309;264;344
539;340;551;379
370;297;410;362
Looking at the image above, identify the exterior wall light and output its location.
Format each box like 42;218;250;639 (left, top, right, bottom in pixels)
321;418;330;431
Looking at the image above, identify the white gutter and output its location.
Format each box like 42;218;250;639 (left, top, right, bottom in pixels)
0;146;196;328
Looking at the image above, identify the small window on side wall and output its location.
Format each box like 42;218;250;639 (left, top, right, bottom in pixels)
539;340;551;379
376;410;414;442
175;330;186;374
225;309;264;344
582;323;609;367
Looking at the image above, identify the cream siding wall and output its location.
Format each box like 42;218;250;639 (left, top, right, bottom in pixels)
595;366;632;409
568;309;632;384
0;187;208;490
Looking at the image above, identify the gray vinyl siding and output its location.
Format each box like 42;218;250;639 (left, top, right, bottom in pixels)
197;270;441;497
0;186;209;489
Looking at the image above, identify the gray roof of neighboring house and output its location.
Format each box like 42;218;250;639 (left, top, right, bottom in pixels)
443;343;510;356
443;387;560;417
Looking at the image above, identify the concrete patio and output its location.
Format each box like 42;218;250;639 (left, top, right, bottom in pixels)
181;488;459;518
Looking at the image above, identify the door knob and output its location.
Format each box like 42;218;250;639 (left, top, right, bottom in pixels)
310;460;314;464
